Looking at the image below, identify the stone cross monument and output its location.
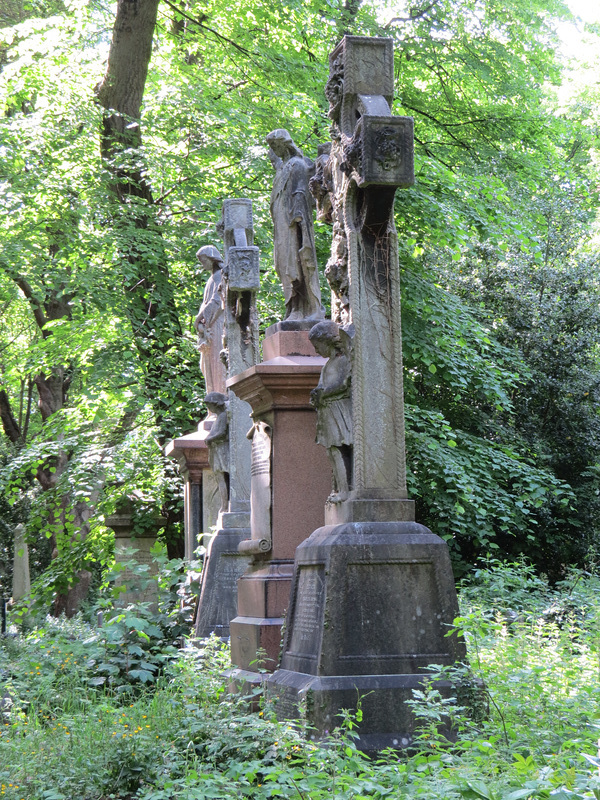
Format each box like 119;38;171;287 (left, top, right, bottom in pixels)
267;36;466;752
321;35;414;523
194;200;260;638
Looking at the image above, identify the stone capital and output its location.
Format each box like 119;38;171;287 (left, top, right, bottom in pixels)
228;357;325;416
165;428;211;484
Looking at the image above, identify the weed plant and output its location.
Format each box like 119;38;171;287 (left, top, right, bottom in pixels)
0;559;599;799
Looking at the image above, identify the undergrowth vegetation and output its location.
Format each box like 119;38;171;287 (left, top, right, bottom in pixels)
1;559;599;800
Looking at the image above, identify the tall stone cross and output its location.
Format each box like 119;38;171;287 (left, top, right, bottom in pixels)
268;36;466;752
323;35;415;521
220;199;260;515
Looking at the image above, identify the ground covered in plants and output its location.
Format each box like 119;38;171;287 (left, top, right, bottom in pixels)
1;560;599;800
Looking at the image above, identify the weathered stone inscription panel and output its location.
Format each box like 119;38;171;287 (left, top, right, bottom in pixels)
209;553;246;627
288;565;325;657
342;561;446;657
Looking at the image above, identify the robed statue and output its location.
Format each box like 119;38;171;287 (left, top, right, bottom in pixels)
309;320;353;500
204;391;230;515
266;129;324;323
194;245;226;396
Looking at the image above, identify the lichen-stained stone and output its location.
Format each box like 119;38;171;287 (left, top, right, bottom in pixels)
267;35;466;752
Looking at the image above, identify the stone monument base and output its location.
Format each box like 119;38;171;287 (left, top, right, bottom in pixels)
267;671;461;752
227;558;294;686
194;511;250;639
266;519;466;752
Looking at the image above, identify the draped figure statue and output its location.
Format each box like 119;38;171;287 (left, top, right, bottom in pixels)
194;245;226;396
267;129;324;323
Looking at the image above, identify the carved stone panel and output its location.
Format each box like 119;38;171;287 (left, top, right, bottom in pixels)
227;247;261;292
349;116;414;188
329;36;394;100
222;198;254;249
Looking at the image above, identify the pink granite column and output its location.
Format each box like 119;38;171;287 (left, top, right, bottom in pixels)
227;326;331;681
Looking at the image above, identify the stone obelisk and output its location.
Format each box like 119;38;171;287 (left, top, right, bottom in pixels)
12;524;30;603
194;200;260;638
267;36;466;752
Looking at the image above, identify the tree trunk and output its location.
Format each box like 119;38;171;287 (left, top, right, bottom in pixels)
96;0;190;557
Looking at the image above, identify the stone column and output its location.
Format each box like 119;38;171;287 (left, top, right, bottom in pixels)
267;36;466;753
105;496;166;610
226;326;331;686
193;200;260;639
165;419;218;562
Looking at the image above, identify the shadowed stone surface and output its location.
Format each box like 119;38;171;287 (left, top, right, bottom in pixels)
267;35;465;751
226;328;331;681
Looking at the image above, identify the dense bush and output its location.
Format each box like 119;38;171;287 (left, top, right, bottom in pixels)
1;560;599;799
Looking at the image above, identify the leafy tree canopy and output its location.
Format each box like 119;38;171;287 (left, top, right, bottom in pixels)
0;0;599;610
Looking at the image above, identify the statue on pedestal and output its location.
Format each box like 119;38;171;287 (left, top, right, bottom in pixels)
194;245;226;396
309;321;353;501
266;129;324;323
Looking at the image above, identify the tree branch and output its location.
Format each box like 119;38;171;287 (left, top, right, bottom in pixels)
161;0;252;57
0;387;23;445
0;262;46;331
384;2;439;27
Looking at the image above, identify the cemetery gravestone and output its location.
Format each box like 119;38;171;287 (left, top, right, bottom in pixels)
12;523;30;603
267;35;466;752
194;200;259;639
105;496;165;610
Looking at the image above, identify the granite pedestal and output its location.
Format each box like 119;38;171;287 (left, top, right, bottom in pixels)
266;505;466;751
227;326;331;684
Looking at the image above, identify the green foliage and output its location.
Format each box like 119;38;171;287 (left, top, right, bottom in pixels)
85;550;198;692
407;404;575;570
1;0;600;601
2;562;600;799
